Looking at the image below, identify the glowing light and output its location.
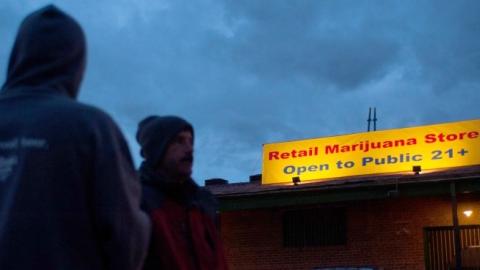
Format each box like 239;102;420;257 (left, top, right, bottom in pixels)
463;210;473;217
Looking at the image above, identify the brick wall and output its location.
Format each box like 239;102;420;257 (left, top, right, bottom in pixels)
219;195;480;270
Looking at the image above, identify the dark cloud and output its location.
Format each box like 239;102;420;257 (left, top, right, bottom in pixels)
407;0;480;92
212;0;402;90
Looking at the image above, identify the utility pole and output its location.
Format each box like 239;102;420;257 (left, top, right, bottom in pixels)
450;182;462;270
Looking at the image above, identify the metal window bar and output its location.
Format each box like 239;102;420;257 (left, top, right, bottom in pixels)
283;208;347;247
424;225;480;270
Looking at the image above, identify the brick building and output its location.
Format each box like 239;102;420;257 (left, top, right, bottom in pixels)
206;119;480;270
206;166;480;270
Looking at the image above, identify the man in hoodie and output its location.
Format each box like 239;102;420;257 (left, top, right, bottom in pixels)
137;115;228;270
0;5;150;270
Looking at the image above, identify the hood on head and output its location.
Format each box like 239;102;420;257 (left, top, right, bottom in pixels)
136;115;194;167
1;5;86;98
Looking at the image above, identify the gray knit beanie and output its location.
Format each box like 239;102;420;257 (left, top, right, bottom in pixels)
136;115;194;167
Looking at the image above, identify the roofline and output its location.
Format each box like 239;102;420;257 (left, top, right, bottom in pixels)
216;174;480;199
216;175;480;211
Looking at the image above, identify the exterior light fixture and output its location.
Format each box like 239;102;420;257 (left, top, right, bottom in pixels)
292;176;301;186
412;165;421;175
463;210;473;218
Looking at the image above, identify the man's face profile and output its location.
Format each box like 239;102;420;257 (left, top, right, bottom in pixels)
159;130;194;181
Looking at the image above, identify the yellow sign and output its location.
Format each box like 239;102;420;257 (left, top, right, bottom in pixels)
262;119;480;185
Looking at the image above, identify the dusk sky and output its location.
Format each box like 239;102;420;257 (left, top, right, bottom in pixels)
1;0;479;184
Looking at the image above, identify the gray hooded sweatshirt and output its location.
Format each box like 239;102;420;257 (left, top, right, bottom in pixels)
0;5;150;270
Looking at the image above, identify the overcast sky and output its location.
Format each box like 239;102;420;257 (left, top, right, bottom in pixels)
1;0;479;183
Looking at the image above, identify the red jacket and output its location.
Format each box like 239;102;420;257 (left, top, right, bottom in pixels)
140;166;228;270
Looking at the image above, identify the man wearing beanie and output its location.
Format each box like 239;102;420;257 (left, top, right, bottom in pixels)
137;115;228;270
0;5;150;270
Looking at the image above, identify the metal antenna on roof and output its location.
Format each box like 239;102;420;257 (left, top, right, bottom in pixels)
373;107;377;131
367;107;372;132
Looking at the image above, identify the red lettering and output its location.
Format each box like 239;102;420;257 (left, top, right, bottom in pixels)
270;147;320;160
351;144;359;151
468;131;479;139
446;134;457;141
268;151;279;160
325;145;339;154
425;133;436;143
425;131;479;144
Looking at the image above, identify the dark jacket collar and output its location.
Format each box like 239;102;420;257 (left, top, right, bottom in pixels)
139;162;199;203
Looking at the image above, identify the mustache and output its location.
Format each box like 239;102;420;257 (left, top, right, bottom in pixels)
181;155;193;162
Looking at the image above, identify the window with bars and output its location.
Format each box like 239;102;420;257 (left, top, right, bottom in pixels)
283;208;346;247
